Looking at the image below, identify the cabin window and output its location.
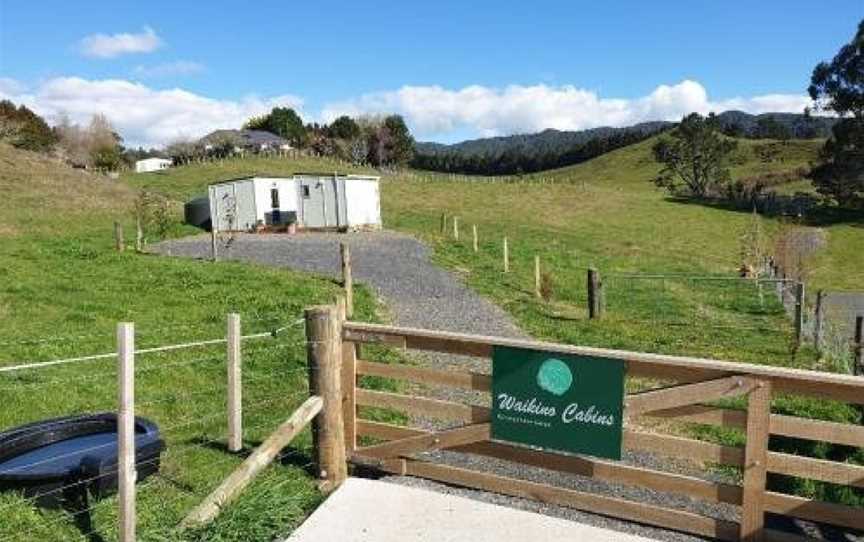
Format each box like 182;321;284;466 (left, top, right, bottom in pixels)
302;185;310;198
270;188;280;209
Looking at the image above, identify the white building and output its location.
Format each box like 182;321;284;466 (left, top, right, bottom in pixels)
135;158;172;173
208;174;381;231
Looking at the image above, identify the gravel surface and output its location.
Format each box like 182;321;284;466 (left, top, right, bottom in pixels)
157;232;856;542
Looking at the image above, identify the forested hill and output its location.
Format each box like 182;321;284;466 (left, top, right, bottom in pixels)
412;111;836;175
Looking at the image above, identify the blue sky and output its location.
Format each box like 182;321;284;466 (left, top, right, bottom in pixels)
0;1;860;146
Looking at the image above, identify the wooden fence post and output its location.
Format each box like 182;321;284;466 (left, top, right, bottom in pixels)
813;290;826;353
117;322;136;542
135;213;143;253
340;243;354;318
534;256;541;299
740;379;771;542
440;213;447;235
588;268;602;319
305;305;347;490
227;313;242;453
503;237;509;273
854;315;863;377
794;282;805;346
339;302;357;455
211;229;218;262
453;216;459;241
472;225;478;253
114;222;124;252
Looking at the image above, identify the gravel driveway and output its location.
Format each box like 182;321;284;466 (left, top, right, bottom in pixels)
156;232;851;542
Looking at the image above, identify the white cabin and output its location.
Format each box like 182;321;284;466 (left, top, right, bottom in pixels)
135;158;172;173
208;174;381;231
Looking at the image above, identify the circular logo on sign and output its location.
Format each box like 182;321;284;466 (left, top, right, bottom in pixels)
536;358;573;396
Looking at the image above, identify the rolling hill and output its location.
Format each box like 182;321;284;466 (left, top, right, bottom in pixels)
412;111;837;175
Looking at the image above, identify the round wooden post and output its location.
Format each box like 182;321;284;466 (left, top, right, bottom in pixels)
472;225;478;253
227;313;242;452
813;290;826;353
534;255;541;299
439;213;447;235
794;282;805;346
854;315;863;377
117;323;136;542
503;237;509;273
135;213;144;253
453;216;459;241
305;305;348;489
588;268;602;319
114;222;125;252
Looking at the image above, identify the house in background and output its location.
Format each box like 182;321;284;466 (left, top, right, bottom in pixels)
135;157;172;173
199;129;291;153
202;174;381;232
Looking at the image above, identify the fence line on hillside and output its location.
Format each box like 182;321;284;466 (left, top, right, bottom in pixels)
425;214;863;374
0;312;319;541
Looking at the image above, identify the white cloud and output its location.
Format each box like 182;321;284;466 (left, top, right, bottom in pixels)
323;80;814;140
0;77;303;148
132;61;205;79
0;75;816;148
79;26;162;58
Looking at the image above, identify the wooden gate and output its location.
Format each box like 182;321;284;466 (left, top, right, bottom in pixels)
310;307;864;542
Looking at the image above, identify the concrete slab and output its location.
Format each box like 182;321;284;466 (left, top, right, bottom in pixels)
286;477;656;542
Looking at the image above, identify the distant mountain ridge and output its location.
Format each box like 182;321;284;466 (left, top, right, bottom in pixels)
417;112;834;156
412;111;836;176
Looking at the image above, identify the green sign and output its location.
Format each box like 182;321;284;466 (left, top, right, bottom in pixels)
491;346;625;460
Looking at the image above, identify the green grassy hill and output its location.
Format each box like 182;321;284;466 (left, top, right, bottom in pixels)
119;135;864;367
0;144;375;541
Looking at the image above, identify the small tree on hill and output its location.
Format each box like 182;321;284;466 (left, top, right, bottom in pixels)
383;115;415;166
328;115;361;140
652;113;738;198
808;18;864;208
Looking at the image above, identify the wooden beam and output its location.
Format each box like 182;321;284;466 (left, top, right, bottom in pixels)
642;404;748;428
740;380;771;542
342;322;864;404
764;491;864;532
356;389;490;423
357;360;492;391
766;451;864;488
378;459;741;542
182;396;323;527
644;404;864;448
626;377;756;417
623;430;745;466
770;413;864;448
356;423;490;459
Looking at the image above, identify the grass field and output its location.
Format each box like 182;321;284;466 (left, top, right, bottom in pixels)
0;144;382;541
4;133;863;537
121;136;864;368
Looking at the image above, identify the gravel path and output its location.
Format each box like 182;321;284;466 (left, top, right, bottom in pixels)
157;232;852;542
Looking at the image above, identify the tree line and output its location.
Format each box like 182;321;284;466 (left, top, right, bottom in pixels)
411;129;664;175
0;101;130;170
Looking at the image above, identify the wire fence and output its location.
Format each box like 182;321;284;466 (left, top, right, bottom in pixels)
425;213;863;370
0;313;318;542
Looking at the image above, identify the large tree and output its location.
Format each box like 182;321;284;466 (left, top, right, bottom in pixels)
651;113;738;198
0;100;57;152
808;19;864;208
